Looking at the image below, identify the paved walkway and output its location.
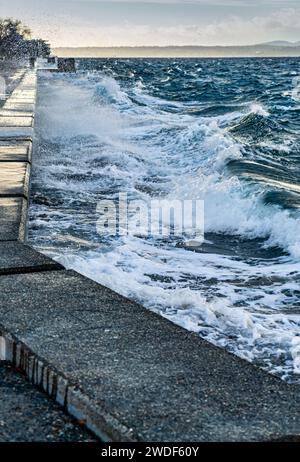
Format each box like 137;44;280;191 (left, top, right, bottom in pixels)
0;363;96;442
0;64;300;442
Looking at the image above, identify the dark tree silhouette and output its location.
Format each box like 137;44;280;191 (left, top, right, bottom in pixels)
0;18;50;58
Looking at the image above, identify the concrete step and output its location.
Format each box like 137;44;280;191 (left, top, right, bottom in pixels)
0;197;26;241
1;269;300;442
0;136;33;144
0;116;33;128
2;103;35;113
0;242;63;275
0;141;32;163
0;110;34;118
0;128;33;139
0;162;30;198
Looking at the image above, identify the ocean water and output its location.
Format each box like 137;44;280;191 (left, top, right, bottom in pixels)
29;58;300;382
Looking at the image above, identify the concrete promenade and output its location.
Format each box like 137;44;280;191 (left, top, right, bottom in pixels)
0;65;300;442
0;363;96;442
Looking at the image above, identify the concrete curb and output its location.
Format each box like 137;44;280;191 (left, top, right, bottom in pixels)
0;330;131;442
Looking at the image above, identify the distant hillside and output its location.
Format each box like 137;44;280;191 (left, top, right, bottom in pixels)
262;41;300;47
53;44;300;58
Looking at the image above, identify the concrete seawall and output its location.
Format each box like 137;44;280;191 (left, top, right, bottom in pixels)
1;65;300;442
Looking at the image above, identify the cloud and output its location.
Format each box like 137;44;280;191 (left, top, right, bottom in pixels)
1;0;299;46
184;7;300;46
68;0;299;4
48;7;300;46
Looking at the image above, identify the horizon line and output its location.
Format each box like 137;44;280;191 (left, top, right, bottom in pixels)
52;43;300;49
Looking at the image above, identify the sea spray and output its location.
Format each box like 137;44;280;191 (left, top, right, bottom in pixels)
30;58;300;382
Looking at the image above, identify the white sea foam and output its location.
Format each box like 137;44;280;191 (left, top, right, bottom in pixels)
249;103;270;117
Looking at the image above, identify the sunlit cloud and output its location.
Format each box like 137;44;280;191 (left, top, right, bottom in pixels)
49;7;300;47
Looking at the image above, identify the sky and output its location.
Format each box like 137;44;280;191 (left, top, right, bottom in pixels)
0;0;299;48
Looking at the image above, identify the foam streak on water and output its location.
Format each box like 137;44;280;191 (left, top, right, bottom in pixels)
30;58;300;382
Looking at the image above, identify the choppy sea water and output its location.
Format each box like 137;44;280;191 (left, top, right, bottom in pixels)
29;58;300;382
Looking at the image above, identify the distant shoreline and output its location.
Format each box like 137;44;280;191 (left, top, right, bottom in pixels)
53;45;300;58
